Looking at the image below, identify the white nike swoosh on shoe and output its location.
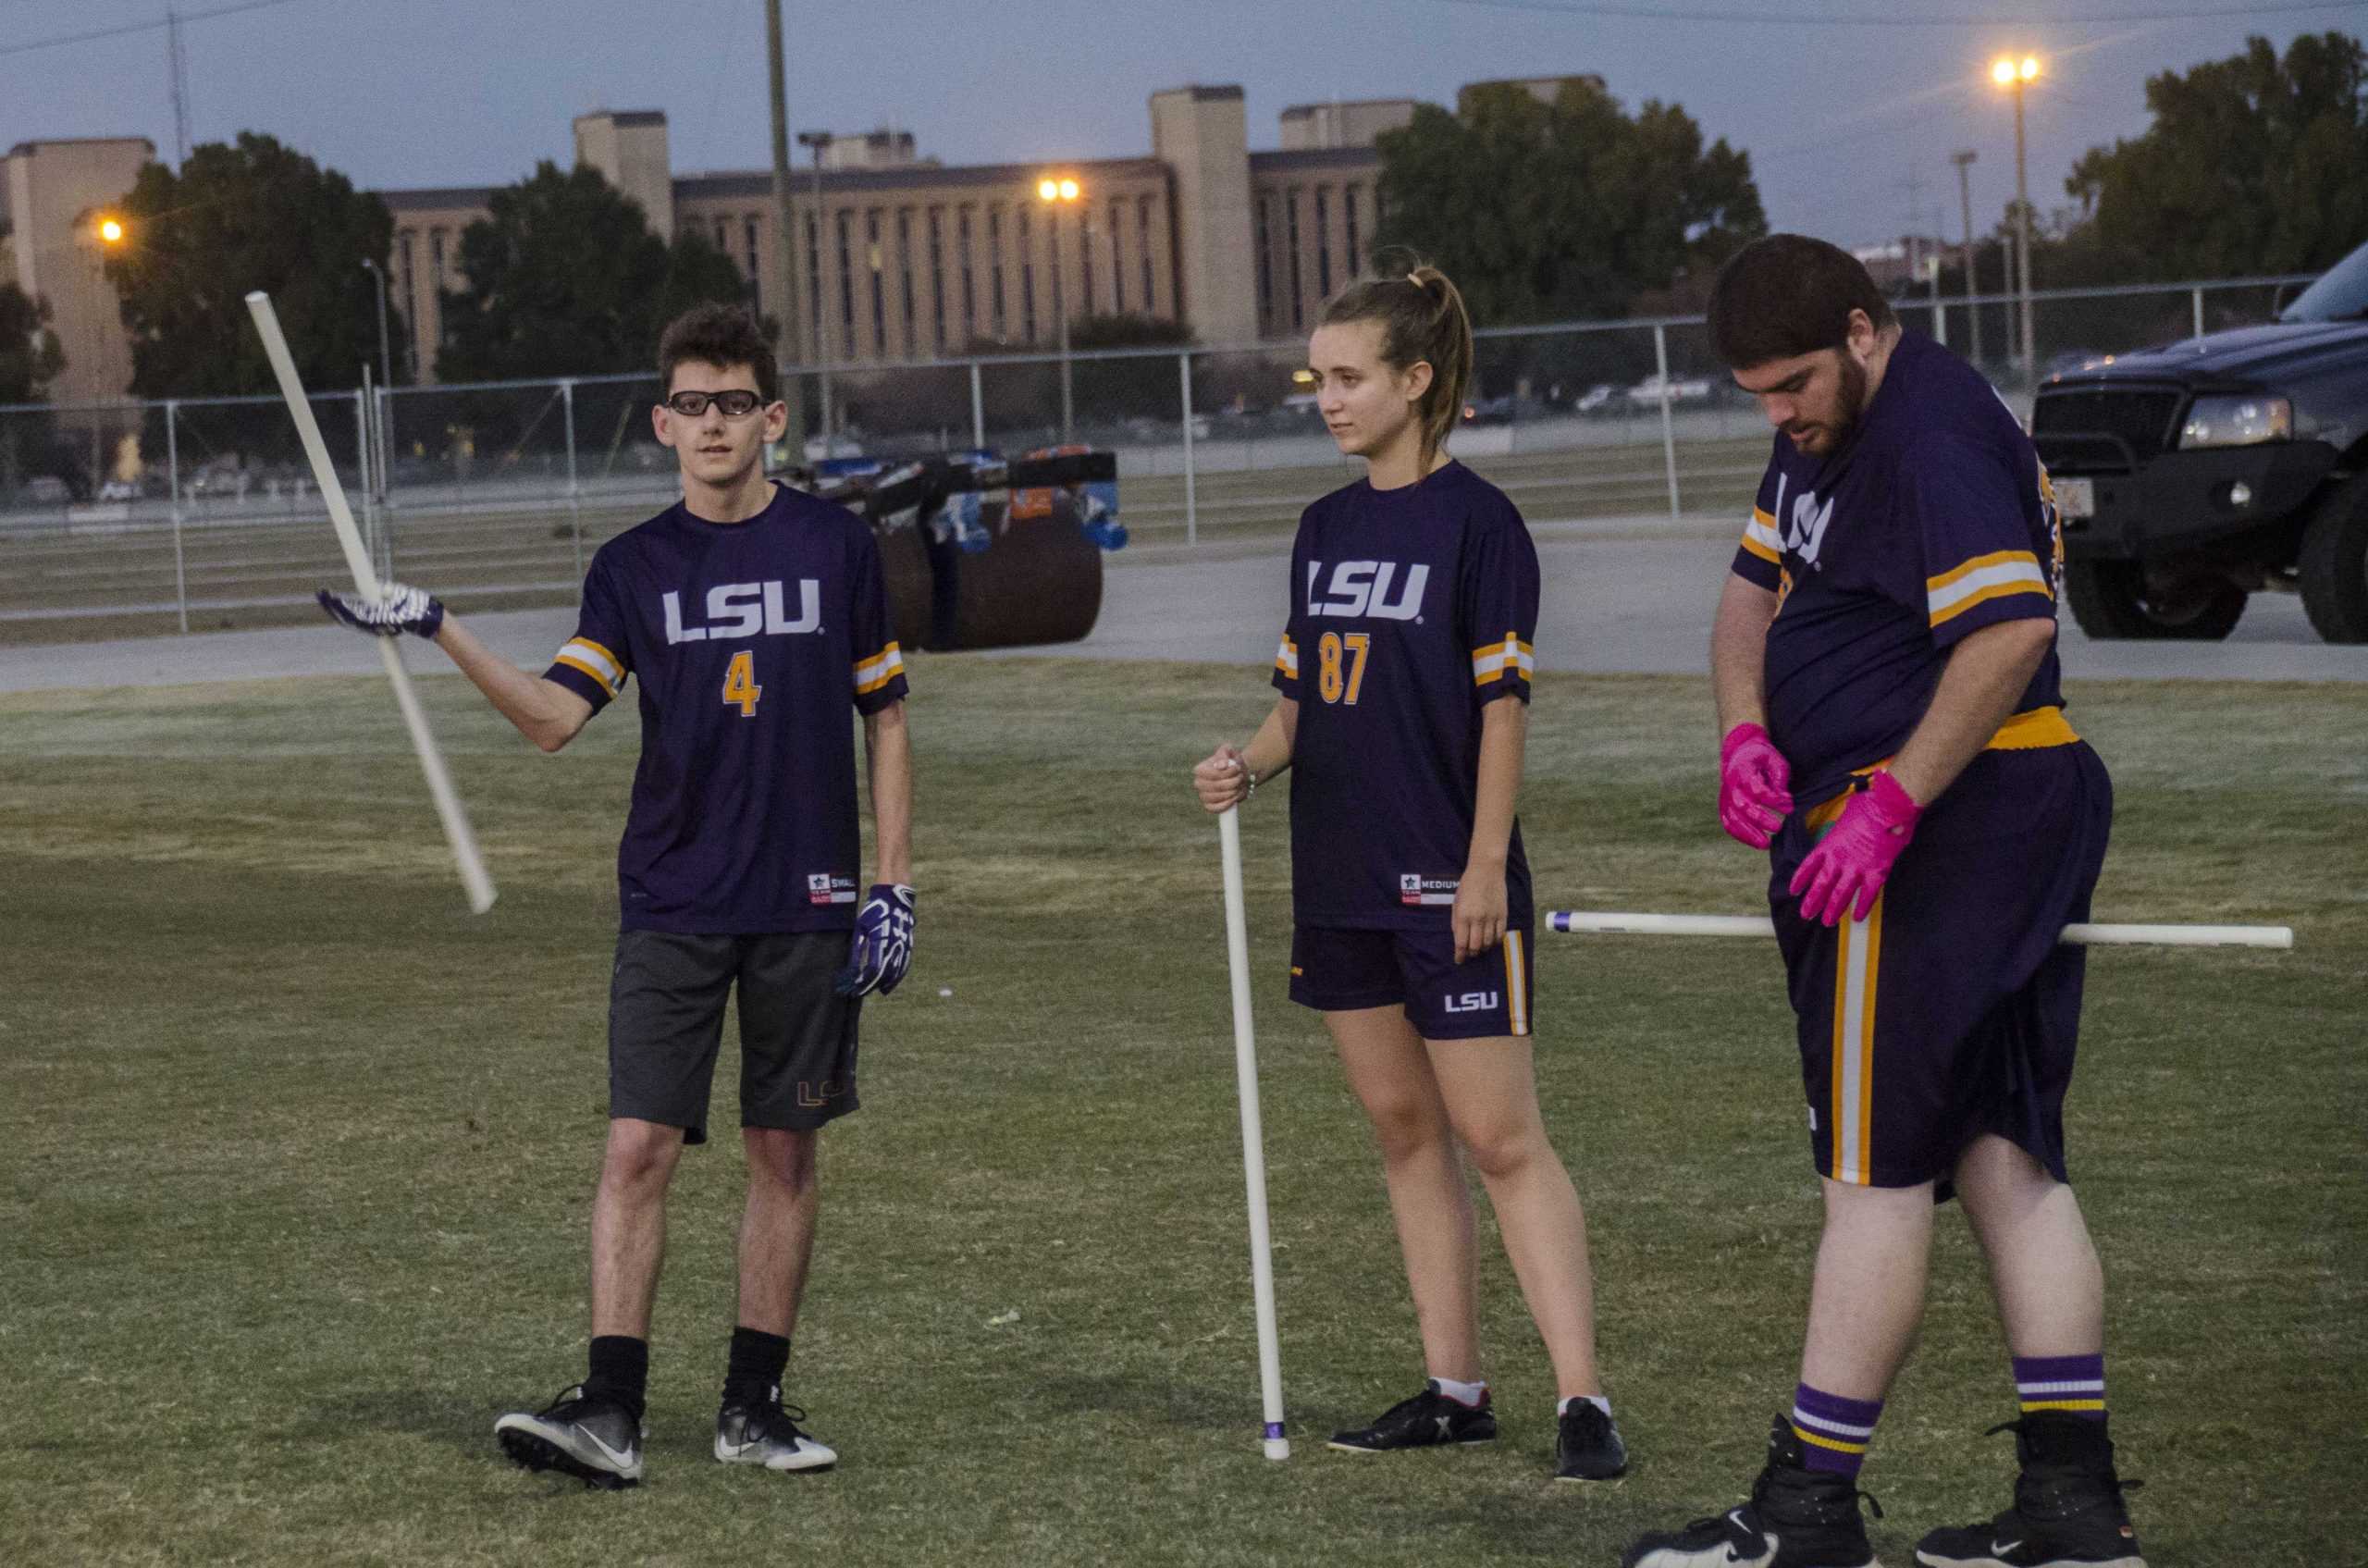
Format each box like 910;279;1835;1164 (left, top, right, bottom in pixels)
577;1428;639;1471
1992;1542;2023;1557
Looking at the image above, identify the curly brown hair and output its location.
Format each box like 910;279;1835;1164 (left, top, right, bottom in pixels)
657;302;778;404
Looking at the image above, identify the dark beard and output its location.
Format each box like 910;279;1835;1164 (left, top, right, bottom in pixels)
1831;352;1869;445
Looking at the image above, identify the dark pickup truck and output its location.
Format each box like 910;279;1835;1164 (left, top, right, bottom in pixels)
2031;241;2368;643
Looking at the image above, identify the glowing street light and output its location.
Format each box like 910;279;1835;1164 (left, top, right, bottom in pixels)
96;216;127;246
1037;175;1086;440
1991;53;2042;388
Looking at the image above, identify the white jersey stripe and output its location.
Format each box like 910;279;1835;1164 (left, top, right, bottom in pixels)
1927;557;2048;618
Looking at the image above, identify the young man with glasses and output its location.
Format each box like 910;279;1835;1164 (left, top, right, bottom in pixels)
318;302;914;1488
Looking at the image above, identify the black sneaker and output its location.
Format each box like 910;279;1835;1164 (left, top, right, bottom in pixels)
1915;1414;2144;1568
495;1385;644;1489
1622;1415;1881;1568
714;1385;838;1473
1556;1400;1630;1480
1327;1380;1498;1452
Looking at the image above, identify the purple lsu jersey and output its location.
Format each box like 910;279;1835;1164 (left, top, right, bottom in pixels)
1271;461;1539;930
542;483;908;934
1732;331;2072;809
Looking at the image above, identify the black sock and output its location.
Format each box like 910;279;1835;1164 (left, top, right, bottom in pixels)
723;1326;790;1407
585;1335;648;1421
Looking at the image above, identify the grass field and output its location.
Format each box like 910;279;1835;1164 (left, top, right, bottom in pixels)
3;658;2362;1566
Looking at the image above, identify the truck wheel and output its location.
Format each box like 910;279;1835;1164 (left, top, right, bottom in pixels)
2298;475;2368;644
2061;559;2247;640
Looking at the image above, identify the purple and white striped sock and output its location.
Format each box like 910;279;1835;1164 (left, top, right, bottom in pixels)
2015;1352;2106;1420
1790;1384;1882;1478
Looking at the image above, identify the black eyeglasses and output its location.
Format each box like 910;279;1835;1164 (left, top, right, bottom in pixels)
663;389;766;418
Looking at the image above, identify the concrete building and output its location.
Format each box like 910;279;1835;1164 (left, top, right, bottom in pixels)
386;86;1398;382
1;137;153;407
11;80;1426;398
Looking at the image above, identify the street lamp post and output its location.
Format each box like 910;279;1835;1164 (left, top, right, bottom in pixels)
359;257;396;513
1038;176;1080;443
797;130;834;451
1949;148;1980;366
1992;55;2040;389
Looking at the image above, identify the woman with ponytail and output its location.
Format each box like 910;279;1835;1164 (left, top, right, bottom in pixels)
1190;264;1625;1481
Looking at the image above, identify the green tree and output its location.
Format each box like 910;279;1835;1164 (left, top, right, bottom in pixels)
0;281;70;495
1371;79;1764;327
434;162;758;385
2066;31;2368;279
102;132;398;399
0;283;66;403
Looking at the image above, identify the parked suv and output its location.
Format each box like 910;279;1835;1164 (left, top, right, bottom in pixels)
2031;241;2368;643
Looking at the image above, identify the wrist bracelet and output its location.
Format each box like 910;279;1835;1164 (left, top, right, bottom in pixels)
1241;762;1258;801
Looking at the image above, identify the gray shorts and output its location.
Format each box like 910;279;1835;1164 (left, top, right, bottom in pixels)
608;930;860;1143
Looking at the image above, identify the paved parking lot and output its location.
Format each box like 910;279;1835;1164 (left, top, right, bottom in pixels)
2;511;2358;694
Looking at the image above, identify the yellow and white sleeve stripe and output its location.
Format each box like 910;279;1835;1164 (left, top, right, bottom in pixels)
1740;506;1782;564
1926;549;2052;627
852;641;906;697
1275;635;1300;680
552;636;625;698
1470;631;1535;686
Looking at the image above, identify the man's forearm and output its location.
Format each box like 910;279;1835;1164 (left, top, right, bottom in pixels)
433;615;583;751
1889;620;2054;806
864;702;914;885
1711;577;1779;734
1465;697;1526;870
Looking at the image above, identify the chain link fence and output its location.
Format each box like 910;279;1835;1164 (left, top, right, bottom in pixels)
0;272;2318;641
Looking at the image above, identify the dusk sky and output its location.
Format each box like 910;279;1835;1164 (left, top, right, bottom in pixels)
6;0;2364;259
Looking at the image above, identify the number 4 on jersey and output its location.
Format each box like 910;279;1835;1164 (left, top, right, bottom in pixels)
722;650;762;717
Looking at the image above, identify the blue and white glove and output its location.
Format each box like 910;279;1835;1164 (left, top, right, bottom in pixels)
317;582;444;638
834;883;915;997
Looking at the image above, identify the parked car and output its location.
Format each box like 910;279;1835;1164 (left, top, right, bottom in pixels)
97;479;142;502
1573;382;1621;415
21;475;71;505
2032;237;2368;643
1626;376;1716;408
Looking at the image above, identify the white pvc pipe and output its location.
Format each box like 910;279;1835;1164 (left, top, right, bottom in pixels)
1218;807;1289;1461
245;290;497;917
1544;910;2292;950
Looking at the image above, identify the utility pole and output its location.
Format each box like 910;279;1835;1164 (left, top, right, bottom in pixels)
764;1;808;456
166;4;191;166
1951;149;1980;365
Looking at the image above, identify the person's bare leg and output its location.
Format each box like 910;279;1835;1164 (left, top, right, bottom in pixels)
1955;1133;2104;1356
737;1126;821;1339
1425;1035;1602;1399
1330;1006;1482;1383
1797;1179;1935;1400
589;1117;686;1339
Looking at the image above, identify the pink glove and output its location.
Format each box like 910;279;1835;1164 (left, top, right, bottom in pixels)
1719;722;1795;849
1789;771;1923;926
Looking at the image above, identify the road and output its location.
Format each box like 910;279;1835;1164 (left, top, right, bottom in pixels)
3;510;2359;695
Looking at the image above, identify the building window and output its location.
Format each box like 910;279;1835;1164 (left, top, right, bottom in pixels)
1107;201;1125;315
836;211;856;351
1254;195;1275;334
927;207;947;355
1286;190;1304;330
429;228;445;282
988;205;1006;339
1018;204;1036;343
745;216;763;315
1079;210;1094;318
957;205;977;343
806;213;823;359
397;231;415;313
1139;197;1155;316
896;208;916;357
1315;187;1332;300
867;209;885;358
1345;186;1362;278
